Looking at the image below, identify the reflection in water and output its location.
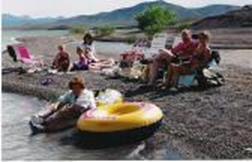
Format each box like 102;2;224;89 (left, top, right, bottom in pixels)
2;93;145;160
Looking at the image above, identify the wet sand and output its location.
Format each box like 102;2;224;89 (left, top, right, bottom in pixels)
2;35;252;159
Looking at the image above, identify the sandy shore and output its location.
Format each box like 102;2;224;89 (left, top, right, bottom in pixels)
2;35;252;159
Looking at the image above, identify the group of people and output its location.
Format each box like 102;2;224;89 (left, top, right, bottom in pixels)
52;33;114;72
146;29;212;89
29;29;215;132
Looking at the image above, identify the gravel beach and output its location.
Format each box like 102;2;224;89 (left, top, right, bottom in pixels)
2;34;252;159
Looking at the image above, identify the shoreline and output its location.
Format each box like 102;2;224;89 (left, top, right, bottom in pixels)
2;35;252;159
4;27;252;50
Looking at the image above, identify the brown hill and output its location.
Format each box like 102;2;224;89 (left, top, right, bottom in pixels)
192;5;252;29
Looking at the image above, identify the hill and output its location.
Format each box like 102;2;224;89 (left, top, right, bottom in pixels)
192;5;252;29
2;1;240;28
2;14;63;28
52;1;239;27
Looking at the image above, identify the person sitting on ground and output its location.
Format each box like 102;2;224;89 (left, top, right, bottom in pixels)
79;33;115;71
70;47;90;71
147;29;198;85
165;31;212;89
52;45;70;72
30;76;96;131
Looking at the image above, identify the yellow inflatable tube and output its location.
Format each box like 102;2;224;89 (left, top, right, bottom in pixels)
77;102;163;132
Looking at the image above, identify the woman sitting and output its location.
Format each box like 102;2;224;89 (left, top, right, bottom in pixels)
52;45;70;72
165;31;212;89
30;76;96;132
79;33;115;71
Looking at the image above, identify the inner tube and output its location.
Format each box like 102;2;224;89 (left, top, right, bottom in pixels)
76;102;163;148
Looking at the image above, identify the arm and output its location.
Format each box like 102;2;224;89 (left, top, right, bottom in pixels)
74;90;97;112
57;91;72;108
171;43;183;56
87;45;99;61
52;53;60;67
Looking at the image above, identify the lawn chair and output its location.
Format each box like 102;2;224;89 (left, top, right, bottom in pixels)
5;44;46;73
13;44;44;66
145;33;169;58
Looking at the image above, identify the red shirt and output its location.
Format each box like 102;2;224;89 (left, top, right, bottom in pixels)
53;51;70;67
171;40;198;58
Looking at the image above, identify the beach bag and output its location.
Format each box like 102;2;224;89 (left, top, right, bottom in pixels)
120;50;145;68
95;89;123;107
118;62;147;80
203;69;225;86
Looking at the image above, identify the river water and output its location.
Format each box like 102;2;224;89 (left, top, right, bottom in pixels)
2;93;151;160
2;29;131;54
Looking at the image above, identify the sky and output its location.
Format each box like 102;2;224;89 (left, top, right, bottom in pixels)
2;0;252;18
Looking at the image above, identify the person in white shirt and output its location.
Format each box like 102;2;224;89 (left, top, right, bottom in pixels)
78;33;115;70
30;76;96;131
79;33;98;62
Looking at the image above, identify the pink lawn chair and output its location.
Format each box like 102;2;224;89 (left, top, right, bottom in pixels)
14;44;44;67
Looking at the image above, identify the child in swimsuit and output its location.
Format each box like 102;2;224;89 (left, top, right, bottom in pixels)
52;45;70;72
71;47;90;71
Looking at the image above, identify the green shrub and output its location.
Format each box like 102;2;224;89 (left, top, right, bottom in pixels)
136;5;176;38
126;36;137;44
70;26;87;34
176;22;192;31
95;26;115;37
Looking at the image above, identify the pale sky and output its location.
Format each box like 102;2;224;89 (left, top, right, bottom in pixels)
3;0;252;18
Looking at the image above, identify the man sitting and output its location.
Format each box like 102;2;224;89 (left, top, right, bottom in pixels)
147;29;198;85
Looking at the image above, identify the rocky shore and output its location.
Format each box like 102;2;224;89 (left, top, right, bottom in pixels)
2;35;252;159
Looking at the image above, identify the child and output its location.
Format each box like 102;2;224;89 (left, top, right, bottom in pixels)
52;45;70;72
71;47;90;71
30;76;96;132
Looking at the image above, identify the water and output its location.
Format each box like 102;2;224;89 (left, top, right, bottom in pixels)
2;29;69;50
94;41;131;56
2;93;147;160
2;29;131;56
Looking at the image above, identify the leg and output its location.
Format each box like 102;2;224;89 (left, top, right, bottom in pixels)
30;103;60;126
44;107;81;131
148;59;160;84
37;104;58;119
148;52;173;85
170;65;191;88
165;64;174;87
89;63;102;71
89;58;115;70
170;66;180;87
99;58;115;66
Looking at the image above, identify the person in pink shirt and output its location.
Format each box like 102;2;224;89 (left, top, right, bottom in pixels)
165;31;212;89
147;29;197;85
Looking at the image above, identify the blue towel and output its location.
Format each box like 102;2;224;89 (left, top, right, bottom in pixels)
178;73;198;87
